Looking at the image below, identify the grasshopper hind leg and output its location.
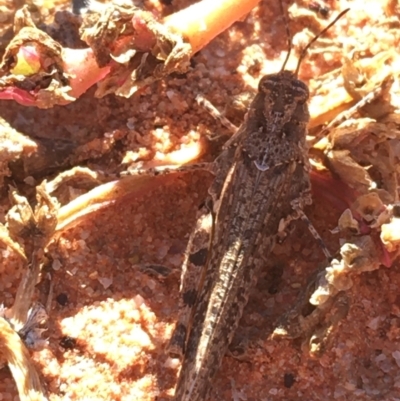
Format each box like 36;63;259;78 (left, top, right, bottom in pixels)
167;203;213;358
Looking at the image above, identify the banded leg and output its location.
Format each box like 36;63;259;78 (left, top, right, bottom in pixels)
320;75;394;137
167;203;213;358
297;208;332;259
196;94;238;136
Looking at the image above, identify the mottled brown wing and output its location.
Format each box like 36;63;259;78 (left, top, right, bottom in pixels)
174;155;310;401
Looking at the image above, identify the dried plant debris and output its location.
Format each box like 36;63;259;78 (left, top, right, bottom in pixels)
1;1;191;105
81;2;192;98
0;309;48;401
0;116;37;185
0;0;258;107
0;9;74;107
308;50;397;129
6;185;58;328
0;183;59;401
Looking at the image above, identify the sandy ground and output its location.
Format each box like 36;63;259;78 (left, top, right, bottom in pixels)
0;0;400;400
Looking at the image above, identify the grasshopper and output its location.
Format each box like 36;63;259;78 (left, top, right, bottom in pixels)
166;6;349;401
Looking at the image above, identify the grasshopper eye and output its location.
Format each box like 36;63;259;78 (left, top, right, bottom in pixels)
258;76;277;94
291;80;309;102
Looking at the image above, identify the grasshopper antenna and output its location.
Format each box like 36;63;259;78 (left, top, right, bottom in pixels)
294;8;350;76
279;0;292;72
